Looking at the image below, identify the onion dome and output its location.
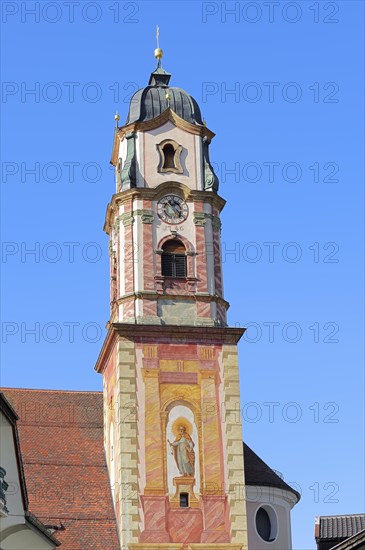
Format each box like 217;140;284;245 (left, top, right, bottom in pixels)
126;62;203;126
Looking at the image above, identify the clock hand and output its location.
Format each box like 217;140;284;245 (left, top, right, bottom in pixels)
167;200;181;216
165;203;175;216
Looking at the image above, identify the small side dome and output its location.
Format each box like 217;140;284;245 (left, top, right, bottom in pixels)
126;65;203;126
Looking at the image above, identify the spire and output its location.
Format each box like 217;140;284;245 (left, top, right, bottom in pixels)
149;26;171;87
154;25;163;67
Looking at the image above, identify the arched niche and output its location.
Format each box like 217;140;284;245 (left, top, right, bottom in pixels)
160;397;203;497
157;139;183;174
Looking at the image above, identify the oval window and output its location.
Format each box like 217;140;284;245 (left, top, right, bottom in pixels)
255;506;277;542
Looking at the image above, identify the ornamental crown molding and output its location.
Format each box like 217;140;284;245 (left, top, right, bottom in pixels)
111;109;215;167
94;324;245;374
245;485;300;508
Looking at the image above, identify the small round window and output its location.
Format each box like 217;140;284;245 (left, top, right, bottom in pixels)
255;505;278;543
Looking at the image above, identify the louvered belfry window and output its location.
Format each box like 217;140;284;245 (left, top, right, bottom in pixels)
161;240;187;278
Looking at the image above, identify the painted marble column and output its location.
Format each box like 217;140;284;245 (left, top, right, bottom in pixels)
140;369;170;542
200;371;230;543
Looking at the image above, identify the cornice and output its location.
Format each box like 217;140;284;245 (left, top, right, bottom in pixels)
111;109;215;167
94;326;119;374
95;323;246;374
113;291;230;310
95;323;245;374
245;485;300;508
103;186;226;234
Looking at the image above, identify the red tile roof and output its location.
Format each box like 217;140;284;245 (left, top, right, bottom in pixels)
2;388;120;550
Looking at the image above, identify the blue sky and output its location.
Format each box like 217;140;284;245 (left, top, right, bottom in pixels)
1;1;364;549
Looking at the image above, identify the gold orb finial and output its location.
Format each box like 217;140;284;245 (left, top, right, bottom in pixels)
154;47;163;60
114;110;120;128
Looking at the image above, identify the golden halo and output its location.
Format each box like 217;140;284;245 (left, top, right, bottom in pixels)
171;417;193;437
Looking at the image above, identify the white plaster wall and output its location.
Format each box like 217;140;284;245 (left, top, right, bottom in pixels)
0;414;25;528
1;525;55;549
203;201;215;295
195;135;204;191
0;412;55;549
133;198;143;320
139;122;200;189
246;486;296;550
118;203;126;297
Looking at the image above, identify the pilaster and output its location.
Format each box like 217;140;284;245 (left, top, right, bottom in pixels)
116;340;140;545
221;346;248;547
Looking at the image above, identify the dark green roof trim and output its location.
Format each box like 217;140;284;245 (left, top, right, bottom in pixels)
0;391;19;425
148;65;171;87
26;511;61;546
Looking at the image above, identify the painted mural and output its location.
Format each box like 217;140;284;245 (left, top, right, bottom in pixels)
166;405;200;500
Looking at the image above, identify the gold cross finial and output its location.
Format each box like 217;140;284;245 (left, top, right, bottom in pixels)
154;25;163;65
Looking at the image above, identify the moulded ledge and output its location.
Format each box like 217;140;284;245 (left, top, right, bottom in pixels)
128;545;245;550
188;545;245;550
129;545;184;550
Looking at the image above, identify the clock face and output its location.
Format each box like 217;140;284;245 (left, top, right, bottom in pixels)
157;195;189;224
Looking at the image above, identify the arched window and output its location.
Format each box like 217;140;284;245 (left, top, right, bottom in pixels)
161;240;187;278
162;144;176;170
157;140;183;174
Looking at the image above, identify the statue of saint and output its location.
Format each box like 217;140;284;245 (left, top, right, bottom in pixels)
168;425;195;477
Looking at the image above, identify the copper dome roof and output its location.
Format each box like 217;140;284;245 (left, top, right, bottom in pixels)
126;65;203;126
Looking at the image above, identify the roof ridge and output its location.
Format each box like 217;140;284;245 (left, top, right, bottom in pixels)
17;422;103;428
23;461;106;467
320;514;365;519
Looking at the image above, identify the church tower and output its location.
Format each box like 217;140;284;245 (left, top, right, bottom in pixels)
95;45;248;550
